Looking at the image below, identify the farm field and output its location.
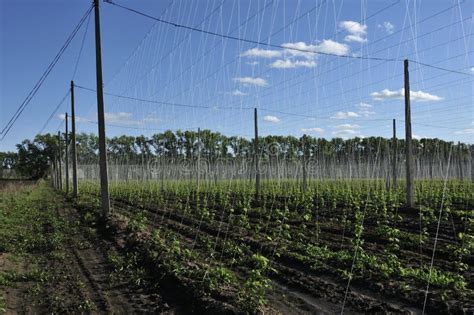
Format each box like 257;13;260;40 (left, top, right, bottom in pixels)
2;179;472;313
73;179;472;313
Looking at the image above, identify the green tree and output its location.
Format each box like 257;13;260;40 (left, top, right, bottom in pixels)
15;134;58;179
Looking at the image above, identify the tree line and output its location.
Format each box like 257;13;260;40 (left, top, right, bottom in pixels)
1;131;472;180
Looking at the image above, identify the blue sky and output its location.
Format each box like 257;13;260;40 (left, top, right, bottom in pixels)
1;0;472;151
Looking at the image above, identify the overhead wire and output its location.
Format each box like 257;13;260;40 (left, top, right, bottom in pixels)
106;0;401;62
38;90;71;135
0;5;93;141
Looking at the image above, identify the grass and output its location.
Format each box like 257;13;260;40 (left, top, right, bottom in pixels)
0;181;71;313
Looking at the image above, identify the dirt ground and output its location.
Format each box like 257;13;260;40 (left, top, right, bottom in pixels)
0;182;175;314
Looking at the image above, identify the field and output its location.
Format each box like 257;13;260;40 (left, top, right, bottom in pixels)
72;179;473;313
1;177;473;314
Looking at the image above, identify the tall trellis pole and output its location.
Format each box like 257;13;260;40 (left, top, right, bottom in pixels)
392;119;397;188
254;108;260;197
65;113;69;195
94;0;110;216
70;81;78;198
404;59;414;208
57;131;63;190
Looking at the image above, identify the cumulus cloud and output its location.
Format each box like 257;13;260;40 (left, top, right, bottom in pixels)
300;127;324;134
454;122;474;135
339;21;367;43
378;21;394;34
57;113;89;123
282;40;349;59
371;88;442;102
331;111;360;119
335;123;360;130
333;129;358;136
281;42;317;59
314;39;350;55
58;112;154;126
412;134;426;140
332;123;361;138
241;48;282;58
263;115;281;123
142;113;160;123
104;112;146;126
356;102;375;116
357;102;372;109
233;76;268;87
231;89;248;96
270;59;316;69
471;67;474;73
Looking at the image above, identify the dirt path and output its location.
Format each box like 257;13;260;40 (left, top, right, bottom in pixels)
53;202;174;314
0;183;174;314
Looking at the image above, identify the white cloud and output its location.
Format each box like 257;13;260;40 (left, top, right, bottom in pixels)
241;48;282;58
332;123;361;138
335;123;360;130
300;127;324;134
470;67;474;73
234;76;268;87
247;61;259;66
57;113;89;123
339;21;367;43
333;129;357;136
59;112;155;126
142;113;160;123
411;90;443;102
358;109;375;117
371;88;442;102
282;40;349;59
315;39;350;55
356;102;375;116
271;59;316;69
331;111;360;119
104;112;145;126
357;102;372;109
345;34;367;43
263;115;280;123
231;89;247;96
378;21;395;35
412;134;426;140
281;42;316;59
454;122;474;135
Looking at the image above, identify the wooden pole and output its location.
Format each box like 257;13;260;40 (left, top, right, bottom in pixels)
254;108;260;197
470;146;474;182
392;119;397;188
53;154;58;189
94;0;110;217
197;128;201;189
70;81;78;198
302;136;308;192
58;131;63;191
404;59;414;208
50;163;54;187
65;113;69;195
